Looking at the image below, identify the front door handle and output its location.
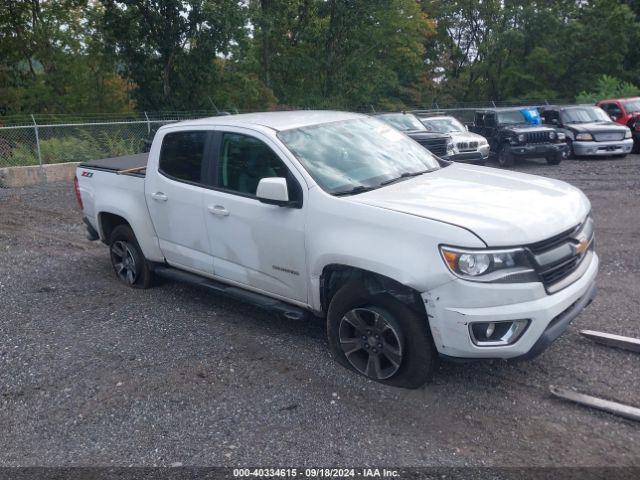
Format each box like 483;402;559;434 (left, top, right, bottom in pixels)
208;204;230;217
151;192;168;202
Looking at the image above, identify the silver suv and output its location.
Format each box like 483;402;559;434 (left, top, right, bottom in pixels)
417;114;490;164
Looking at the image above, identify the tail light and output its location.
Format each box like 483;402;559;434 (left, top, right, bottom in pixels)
74;176;83;210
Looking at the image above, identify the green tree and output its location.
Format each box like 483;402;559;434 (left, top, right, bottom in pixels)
576;75;640;103
0;0;134;114
99;0;251;110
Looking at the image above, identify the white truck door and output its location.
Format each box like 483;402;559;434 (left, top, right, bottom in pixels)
145;129;215;275
202;130;308;303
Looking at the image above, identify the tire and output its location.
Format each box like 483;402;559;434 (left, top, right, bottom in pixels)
326;281;437;389
546;152;562;165
496;144;514;168
108;225;154;289
566;140;576;159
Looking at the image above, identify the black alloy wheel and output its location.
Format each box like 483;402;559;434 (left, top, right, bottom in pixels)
338;307;403;380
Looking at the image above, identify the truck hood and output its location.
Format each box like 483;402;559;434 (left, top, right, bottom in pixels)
349;164;590;247
507;125;556;133
566;121;627;133
406;131;450;141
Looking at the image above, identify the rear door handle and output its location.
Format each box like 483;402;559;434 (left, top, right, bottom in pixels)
208;205;230;217
151;192;168;202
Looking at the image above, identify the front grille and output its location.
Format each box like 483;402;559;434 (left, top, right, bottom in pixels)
525;131;552;144
539;255;581;285
456;141;479;151
528;225;580;254
528;217;594;292
419;138;448;156
593;132;625;142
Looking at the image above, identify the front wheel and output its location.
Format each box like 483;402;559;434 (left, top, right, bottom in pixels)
497;144;514;168
327;282;437;388
546;152;562;165
109;225;154;289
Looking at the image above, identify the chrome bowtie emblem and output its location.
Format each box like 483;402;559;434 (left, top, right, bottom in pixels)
575;238;589;255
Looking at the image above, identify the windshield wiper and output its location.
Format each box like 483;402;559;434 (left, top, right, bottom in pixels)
379;170;431;186
333;170;435;196
332;185;379;197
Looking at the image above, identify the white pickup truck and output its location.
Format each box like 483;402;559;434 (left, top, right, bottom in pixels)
75;111;598;388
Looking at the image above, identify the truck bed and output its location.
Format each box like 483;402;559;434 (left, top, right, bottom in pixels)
79;153;149;176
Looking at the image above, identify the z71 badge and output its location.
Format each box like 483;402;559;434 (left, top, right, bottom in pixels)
81;171;93;177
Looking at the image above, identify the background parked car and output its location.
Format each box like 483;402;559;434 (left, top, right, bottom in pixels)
596;97;640;152
374;112;451;158
470;108;568;167
416;113;489;165
540;105;633;158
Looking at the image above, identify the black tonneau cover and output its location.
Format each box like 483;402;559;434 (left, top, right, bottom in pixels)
79;153;149;175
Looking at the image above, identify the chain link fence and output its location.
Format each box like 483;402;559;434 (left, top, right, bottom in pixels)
0;99;576;168
407;99;576;125
0;111;218;168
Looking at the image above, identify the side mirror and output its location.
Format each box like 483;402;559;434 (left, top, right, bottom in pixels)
610;115;617;121
551;118;558;125
465;124;469;131
256;177;291;206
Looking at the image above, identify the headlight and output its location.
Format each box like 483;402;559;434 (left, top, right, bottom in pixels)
575;133;593;141
440;246;538;283
625;129;632;139
517;133;526;143
557;132;566;141
478;138;488;146
549;131;556;140
447;139;455;151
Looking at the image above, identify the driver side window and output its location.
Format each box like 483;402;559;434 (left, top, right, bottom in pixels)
603;103;622;116
217;133;301;202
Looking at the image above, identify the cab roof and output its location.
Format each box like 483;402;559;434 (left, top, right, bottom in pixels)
597;97;640;103
168;110;365;132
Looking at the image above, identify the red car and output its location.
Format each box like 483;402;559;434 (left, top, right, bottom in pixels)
596;97;640;152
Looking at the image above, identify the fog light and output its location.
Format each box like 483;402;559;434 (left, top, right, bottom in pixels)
470;319;530;346
486;322;496;337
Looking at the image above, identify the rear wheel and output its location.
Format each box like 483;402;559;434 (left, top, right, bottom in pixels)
327;282;437;388
497;144;514;168
109;225;154;289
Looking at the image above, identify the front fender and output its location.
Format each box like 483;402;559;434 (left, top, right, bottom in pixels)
306;188;485;311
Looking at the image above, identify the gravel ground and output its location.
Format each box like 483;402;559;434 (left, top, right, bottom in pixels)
0;155;638;468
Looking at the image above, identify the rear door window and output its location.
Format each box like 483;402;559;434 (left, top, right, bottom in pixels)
159;131;208;184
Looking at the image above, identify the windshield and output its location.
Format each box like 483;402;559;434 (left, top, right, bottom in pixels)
623;100;640;113
497;110;527;125
278;117;441;195
422;117;466;133
376;113;427;132
561;106;611;123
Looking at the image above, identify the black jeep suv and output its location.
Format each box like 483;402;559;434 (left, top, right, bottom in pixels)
471;108;568;167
